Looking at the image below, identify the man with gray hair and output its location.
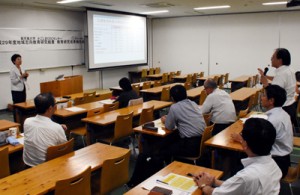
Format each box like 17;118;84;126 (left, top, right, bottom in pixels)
202;79;236;135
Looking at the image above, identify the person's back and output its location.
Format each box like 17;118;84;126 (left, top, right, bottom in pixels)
114;77;139;108
23;93;67;167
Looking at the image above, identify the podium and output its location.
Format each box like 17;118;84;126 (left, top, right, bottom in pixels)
40;75;83;97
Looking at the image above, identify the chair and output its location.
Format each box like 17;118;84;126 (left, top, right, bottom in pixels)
223;73;230;90
176;71;181;76
46;138;74;161
168;72;176;83
132;84;140;96
103;102;119;113
140;69;148;82
97;112;134;146
175;124;215;165
281;160;300;195
155;67;160;74
54;166;91;195
184;82;191;90
149;68;154;75
142;81;151;90
73;97;86;106
70;108;103;146
192;73;198;86
199;72;204;78
186;74;192;83
247;94;255;110
161;87;170;101
246;77;252;87
83;91;96;97
153;80;162;87
99;151;131;195
0;147;10;179
139;106;154;125
213;76;219;85
238;108;249;119
203;113;212;126
128;97;143;106
83;91;96;103
162;73;169;84
199;90;207;105
218;75;224;88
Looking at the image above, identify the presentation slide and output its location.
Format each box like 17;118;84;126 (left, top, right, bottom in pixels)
87;10;147;70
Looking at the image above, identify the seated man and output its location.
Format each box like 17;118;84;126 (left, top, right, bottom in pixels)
114;77;139;108
194;118;281;195
202;79;236;135
161;85;206;158
23;93;67;167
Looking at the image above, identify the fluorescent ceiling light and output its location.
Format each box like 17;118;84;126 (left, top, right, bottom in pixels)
194;5;231;10
57;0;83;4
262;1;287;5
141;10;169;14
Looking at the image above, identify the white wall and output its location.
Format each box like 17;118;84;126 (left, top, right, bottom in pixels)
152;11;300;78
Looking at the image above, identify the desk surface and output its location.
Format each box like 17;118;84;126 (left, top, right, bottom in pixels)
140;83;182;94
0;143;129;195
230;87;261;101
187;86;204;98
125;161;223;195
229;75;251;82
173;74;188;79
198;74;223;81
146;74;164;78
133;119;173;137
0;120;20;131
109;81;155;91
82;100;172;126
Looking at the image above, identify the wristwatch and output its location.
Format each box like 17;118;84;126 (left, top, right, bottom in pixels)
200;183;207;189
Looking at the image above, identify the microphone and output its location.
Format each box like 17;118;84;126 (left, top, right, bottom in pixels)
263;67;269;76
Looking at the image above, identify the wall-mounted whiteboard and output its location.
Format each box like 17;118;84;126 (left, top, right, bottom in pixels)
0;6;85;72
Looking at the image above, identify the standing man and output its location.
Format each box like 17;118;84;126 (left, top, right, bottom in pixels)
202;79;236;135
258;48;297;126
194;118;281;195
23;93;67;167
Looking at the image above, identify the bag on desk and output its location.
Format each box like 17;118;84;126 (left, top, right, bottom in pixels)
0;131;9;146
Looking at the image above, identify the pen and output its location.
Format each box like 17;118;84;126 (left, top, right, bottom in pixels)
187;173;195;177
156;179;169;185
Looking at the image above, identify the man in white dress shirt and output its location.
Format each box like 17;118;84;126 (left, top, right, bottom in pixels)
202;79;236;135
23;93;67;167
258;48;297;126
194;118;281;195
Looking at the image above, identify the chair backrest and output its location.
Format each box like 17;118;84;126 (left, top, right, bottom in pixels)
203;113;212;126
168;72;176;82
282;159;300;185
128;98;143;106
199;72;204;78
114;112;133;142
161;87;170;101
247;94;255;110
141;69;148;78
200;124;215;157
83;91;96;97
224;73;229;84
87;107;103;117
213;76;219;85
246;77;252;87
46;138;74;161
0;147;10;179
132;84;140;96
73;97;86;106
184;82;191;90
153;80;162;87
238;108;249;119
139;106;154;125
199;90;207;105
142;81;151;90
155;67;160;74
192;73;198;83
54;166;91;195
219;75;224;86
176;70;181;76
186;74;192;83
103;102;119;113
149;68;154;75
162;73;169;83
100;151;131;195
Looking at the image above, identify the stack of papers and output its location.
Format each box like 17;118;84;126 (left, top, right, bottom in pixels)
240;113;268;123
65;107;86;112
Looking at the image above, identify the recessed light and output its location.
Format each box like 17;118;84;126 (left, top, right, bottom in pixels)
57;0;83;4
194;5;231;10
141;10;169;15
262;1;287;5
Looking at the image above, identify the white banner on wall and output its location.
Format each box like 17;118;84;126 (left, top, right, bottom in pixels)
0;29;84;51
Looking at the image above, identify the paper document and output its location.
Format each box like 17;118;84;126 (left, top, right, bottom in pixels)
161;173;197;193
65;107;86;112
99;99;114;104
17;136;24;145
240;113;268;123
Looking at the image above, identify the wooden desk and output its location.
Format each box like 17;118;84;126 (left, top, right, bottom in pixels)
109;81;154;96
172;74;188;83
133;119;173;137
0;143;129;195
230;87;261;113
229;75;251;92
140;83;182;101
82;100;172;143
197;74;223;86
125;161;223;195
0;120;20;132
294;137;300;147
146;74;164;80
128;70;150;83
187;86;204;102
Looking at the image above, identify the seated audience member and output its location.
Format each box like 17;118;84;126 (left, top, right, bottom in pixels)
202;79;236;135
194;118;281;195
23;93;67;167
161;85;206;158
114;77;139;108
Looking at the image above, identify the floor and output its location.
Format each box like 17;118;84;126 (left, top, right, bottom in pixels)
1;109;300;195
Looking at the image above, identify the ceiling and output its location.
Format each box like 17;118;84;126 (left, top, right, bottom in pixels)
0;0;299;18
